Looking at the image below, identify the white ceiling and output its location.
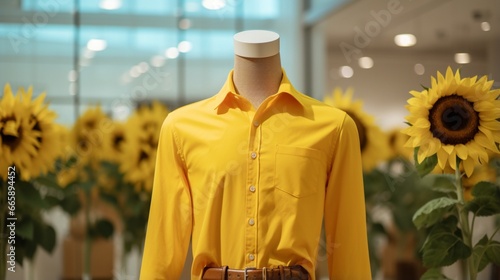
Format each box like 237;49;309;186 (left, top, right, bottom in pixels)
322;0;500;53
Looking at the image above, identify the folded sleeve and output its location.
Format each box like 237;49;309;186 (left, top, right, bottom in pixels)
140;114;193;280
324;114;371;280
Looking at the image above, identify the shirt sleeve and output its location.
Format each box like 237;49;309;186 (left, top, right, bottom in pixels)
140;115;193;280
324;114;372;280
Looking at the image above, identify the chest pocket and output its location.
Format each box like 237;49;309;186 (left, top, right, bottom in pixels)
274;145;327;198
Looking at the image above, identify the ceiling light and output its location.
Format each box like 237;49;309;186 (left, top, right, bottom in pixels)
138;62;149;73
150;55;165;67
178;41;192;53
454;53;470;64
112;104;130;121
129;66;140;78
394;34;417;47
68;70;77;82
339;66;354;78
414;63;425;75
481;21;491;31
87;39;107;51
165;47;179;59
83;49;95;59
99;0;122;10
202;0;226;10
179;19;192;30
358;57;374;69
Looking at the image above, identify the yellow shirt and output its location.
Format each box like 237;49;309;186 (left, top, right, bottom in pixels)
140;70;371;280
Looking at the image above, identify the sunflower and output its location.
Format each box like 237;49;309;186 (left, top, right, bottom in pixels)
324;87;390;171
0;84;60;181
101;121;126;164
387;128;413;160
70;106;111;166
120;101;169;192
403;67;500;177
18;86;62;179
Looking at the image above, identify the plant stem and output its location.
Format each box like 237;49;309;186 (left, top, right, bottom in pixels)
454;159;475;280
0;180;6;280
490;226;500;241
83;189;92;280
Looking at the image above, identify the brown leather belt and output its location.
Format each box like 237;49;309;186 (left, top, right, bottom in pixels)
202;265;309;280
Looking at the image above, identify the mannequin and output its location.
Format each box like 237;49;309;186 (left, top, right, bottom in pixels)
232;30;282;108
140;30;371;280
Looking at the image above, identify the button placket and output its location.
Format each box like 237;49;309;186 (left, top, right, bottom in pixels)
245;114;260;266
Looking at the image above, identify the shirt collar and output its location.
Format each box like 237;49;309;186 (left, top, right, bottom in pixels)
213;68;305;110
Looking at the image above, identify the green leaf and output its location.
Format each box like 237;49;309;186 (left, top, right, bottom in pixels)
422;221;471;267
413;197;458;229
17;181;50;210
16;218;35;240
465;182;500;216
420;84;430;91
43;195;63;209
420;268;451;280
79;180;94;192
34;173;61;189
60;193;81;216
414;147;438;177
485;241;500;266
35;222;57;253
421;174;456;194
94;219;114;239
472;181;500;197
24;239;37;261
472;235;490;272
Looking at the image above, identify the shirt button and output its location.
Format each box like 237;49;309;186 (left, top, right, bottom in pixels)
249;185;256;192
250;152;257;159
253;120;259;127
248;218;255;226
248;254;255;261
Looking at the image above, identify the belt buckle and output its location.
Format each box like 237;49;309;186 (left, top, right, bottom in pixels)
244;267;256;280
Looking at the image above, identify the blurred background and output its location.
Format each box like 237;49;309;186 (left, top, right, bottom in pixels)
0;0;499;279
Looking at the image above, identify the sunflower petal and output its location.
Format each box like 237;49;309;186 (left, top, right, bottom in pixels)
455;144;468;160
475;132;499;152
417;145;429;163
437;148;448;169
414;118;430;128
426;138;441;155
437;71;445;85
449;150;457;170
463;158;475;177
442;145;454;154
480;121;500;131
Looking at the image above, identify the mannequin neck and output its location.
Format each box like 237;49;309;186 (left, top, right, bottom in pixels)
233;53;282;109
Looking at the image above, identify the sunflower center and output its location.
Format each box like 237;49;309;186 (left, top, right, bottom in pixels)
139;150;149;162
345;110;367;152
428;94;479;145
31;116;43;150
1;118;23;150
113;134;125;151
